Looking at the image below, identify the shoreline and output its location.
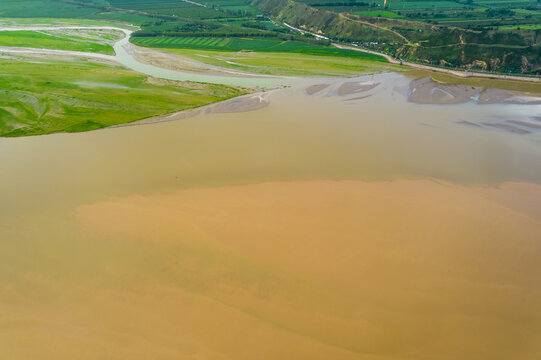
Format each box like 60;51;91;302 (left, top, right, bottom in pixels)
108;90;272;129
3;70;540;138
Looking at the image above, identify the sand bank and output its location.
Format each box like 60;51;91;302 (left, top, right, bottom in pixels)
126;43;264;78
205;93;269;113
478;88;541;104
408;77;483;104
305;84;330;95
409;77;541;105
337;81;378;96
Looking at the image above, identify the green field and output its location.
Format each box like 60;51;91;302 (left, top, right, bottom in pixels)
0;30;116;54
108;0;233;19
131;36;387;61
0;0;158;25
498;23;541;29
0;0;99;18
0;17;134;29
109;0;258;16
353;10;404;18
0;60;246;137
159;47;397;76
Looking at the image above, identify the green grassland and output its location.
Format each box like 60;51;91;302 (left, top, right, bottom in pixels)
161;47;397;76
353;10;404;18
0;60;246;137
0;0;158;25
108;0;236;19
0;0;99;18
131;36;387;60
499;23;541;28
0;30;115;54
109;0;259;17
0;17;137;29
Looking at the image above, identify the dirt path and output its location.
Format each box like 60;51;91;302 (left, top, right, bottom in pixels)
180;0;207;7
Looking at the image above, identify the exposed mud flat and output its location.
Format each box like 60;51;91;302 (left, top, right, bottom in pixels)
409;77;483;104
119;108;203;127
408;77;541;105
129;44;214;73
478;88;541;104
305;84;329;95
337;81;378;96
112;92;268;127
128;43;273;79
206;93;269;113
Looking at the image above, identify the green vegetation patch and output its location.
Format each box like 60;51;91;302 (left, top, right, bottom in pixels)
132;36;387;61
498;24;541;29
160;48;397;76
0;18;135;29
0;31;114;54
353;10;404;18
0;0;98;18
0;60;246;137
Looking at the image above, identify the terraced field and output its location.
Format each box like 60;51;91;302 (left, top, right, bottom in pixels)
135;36;233;49
300;0;541;28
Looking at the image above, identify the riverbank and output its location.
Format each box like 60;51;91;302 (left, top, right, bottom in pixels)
0;58;248;137
333;43;541;83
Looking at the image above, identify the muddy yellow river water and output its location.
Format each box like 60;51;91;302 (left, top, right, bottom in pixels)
1;73;541;360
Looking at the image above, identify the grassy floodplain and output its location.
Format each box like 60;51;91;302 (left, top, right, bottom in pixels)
0;59;247;137
131;36;393;76
131;37;387;61
353;10;404;18
0;30;116;54
0;0;155;24
0;17;135;29
0;0;99;18
157;47;396;76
